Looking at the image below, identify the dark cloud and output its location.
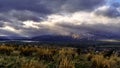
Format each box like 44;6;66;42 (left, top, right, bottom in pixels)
13;13;41;22
21;28;53;37
9;10;43;22
0;0;51;14
41;0;105;12
0;0;105;23
1;0;119;38
63;0;105;12
0;21;4;27
0;0;105;13
0;10;45;24
95;2;120;18
112;2;120;7
96;7;120;18
0;29;21;36
0;14;11;22
56;22;120;39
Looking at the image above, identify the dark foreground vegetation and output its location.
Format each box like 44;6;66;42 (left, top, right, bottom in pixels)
0;43;120;68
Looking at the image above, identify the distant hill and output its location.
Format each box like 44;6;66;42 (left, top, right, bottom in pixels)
31;35;81;42
0;36;9;40
0;32;120;43
0;36;28;40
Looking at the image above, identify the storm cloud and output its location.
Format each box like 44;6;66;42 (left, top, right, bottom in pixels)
0;0;105;12
95;4;120;18
0;0;120;38
40;0;105;12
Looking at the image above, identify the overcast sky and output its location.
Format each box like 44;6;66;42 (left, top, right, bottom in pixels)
0;0;120;37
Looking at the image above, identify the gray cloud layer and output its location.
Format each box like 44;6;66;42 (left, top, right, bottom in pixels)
40;0;105;12
0;0;105;12
0;0;120;38
95;3;120;18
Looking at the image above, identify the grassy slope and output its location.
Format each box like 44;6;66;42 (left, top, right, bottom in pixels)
0;44;119;68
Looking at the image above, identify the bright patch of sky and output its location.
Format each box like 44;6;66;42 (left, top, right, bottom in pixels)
106;0;120;5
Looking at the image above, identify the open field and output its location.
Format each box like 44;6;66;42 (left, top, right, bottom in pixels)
0;43;120;68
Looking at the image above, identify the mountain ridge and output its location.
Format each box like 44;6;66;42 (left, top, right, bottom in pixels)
0;34;120;42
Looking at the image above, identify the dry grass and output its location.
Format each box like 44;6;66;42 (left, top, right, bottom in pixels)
0;44;120;68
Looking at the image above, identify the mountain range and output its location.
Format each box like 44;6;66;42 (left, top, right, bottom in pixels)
0;33;120;42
